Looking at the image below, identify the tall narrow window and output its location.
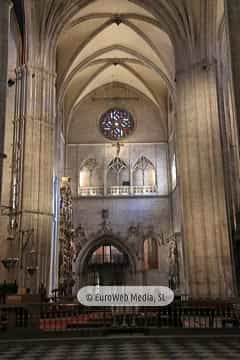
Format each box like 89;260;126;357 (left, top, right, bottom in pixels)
133;156;156;186
171;154;177;190
80;158;97;187
107;156;128;187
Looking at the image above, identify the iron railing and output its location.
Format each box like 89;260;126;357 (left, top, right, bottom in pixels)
1;299;240;334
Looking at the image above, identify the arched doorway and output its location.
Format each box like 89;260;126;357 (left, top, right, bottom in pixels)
85;244;129;286
76;235;137;289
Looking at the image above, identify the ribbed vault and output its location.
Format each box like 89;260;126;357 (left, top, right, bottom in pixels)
26;0;224;137
54;0;177;137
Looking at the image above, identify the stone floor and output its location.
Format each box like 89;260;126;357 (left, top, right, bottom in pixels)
0;335;240;359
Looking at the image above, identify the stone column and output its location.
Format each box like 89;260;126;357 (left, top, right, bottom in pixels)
16;64;56;293
0;0;12;201
226;0;240;137
176;60;235;298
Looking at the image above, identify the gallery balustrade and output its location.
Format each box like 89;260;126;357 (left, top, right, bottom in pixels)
78;186;104;196
78;185;158;197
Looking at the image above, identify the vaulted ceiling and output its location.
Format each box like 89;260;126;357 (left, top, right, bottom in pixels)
24;0;224;137
55;0;175;135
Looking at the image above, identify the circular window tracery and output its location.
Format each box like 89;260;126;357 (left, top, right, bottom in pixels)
99;108;134;140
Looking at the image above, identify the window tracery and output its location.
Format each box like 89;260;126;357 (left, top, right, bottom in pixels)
133;156;155;187
107;157;128;188
80;158;98;187
78;153;158;196
108;157;127;174
99;108;134;140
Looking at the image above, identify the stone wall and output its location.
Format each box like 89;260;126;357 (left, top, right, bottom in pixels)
72;197;171;238
72;196;172;288
67;84;167;144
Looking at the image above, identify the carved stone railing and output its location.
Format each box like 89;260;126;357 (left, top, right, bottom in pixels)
132;185;157;195
107;186;130;196
78;186;158;197
78;186;104;197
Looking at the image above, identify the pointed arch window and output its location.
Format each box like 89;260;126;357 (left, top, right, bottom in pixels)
107;157;128;187
80;158;97;187
133;156;156;187
108;157;127;173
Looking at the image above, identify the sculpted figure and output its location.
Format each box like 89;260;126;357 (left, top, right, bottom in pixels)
168;239;179;290
127;223;144;260
128;223;139;243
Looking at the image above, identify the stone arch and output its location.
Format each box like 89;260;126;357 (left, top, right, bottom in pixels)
132;155;156;187
76;233;137;276
79;157;98;187
107;156;128;188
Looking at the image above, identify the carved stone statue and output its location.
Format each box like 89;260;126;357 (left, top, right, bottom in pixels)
128;223;139;243
168;239;179;290
75;224;88;240
127;223;144;260
143;225;164;247
99;209;112;234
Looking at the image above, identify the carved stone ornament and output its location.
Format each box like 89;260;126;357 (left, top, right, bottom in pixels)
72;224;88;260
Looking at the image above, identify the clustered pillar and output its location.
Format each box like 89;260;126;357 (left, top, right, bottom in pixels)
176;60;235;298
0;0;12;201
226;0;240;138
15;64;56;293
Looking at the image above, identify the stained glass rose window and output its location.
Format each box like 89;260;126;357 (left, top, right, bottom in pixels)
99;108;134;140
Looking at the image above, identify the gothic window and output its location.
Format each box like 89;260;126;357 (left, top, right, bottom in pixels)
107;157;128;187
99;108;134;140
108;157;127;173
133;156;156;187
80;158;97;187
144;238;158;270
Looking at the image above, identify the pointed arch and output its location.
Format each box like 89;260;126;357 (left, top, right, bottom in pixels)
133;155;156;187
